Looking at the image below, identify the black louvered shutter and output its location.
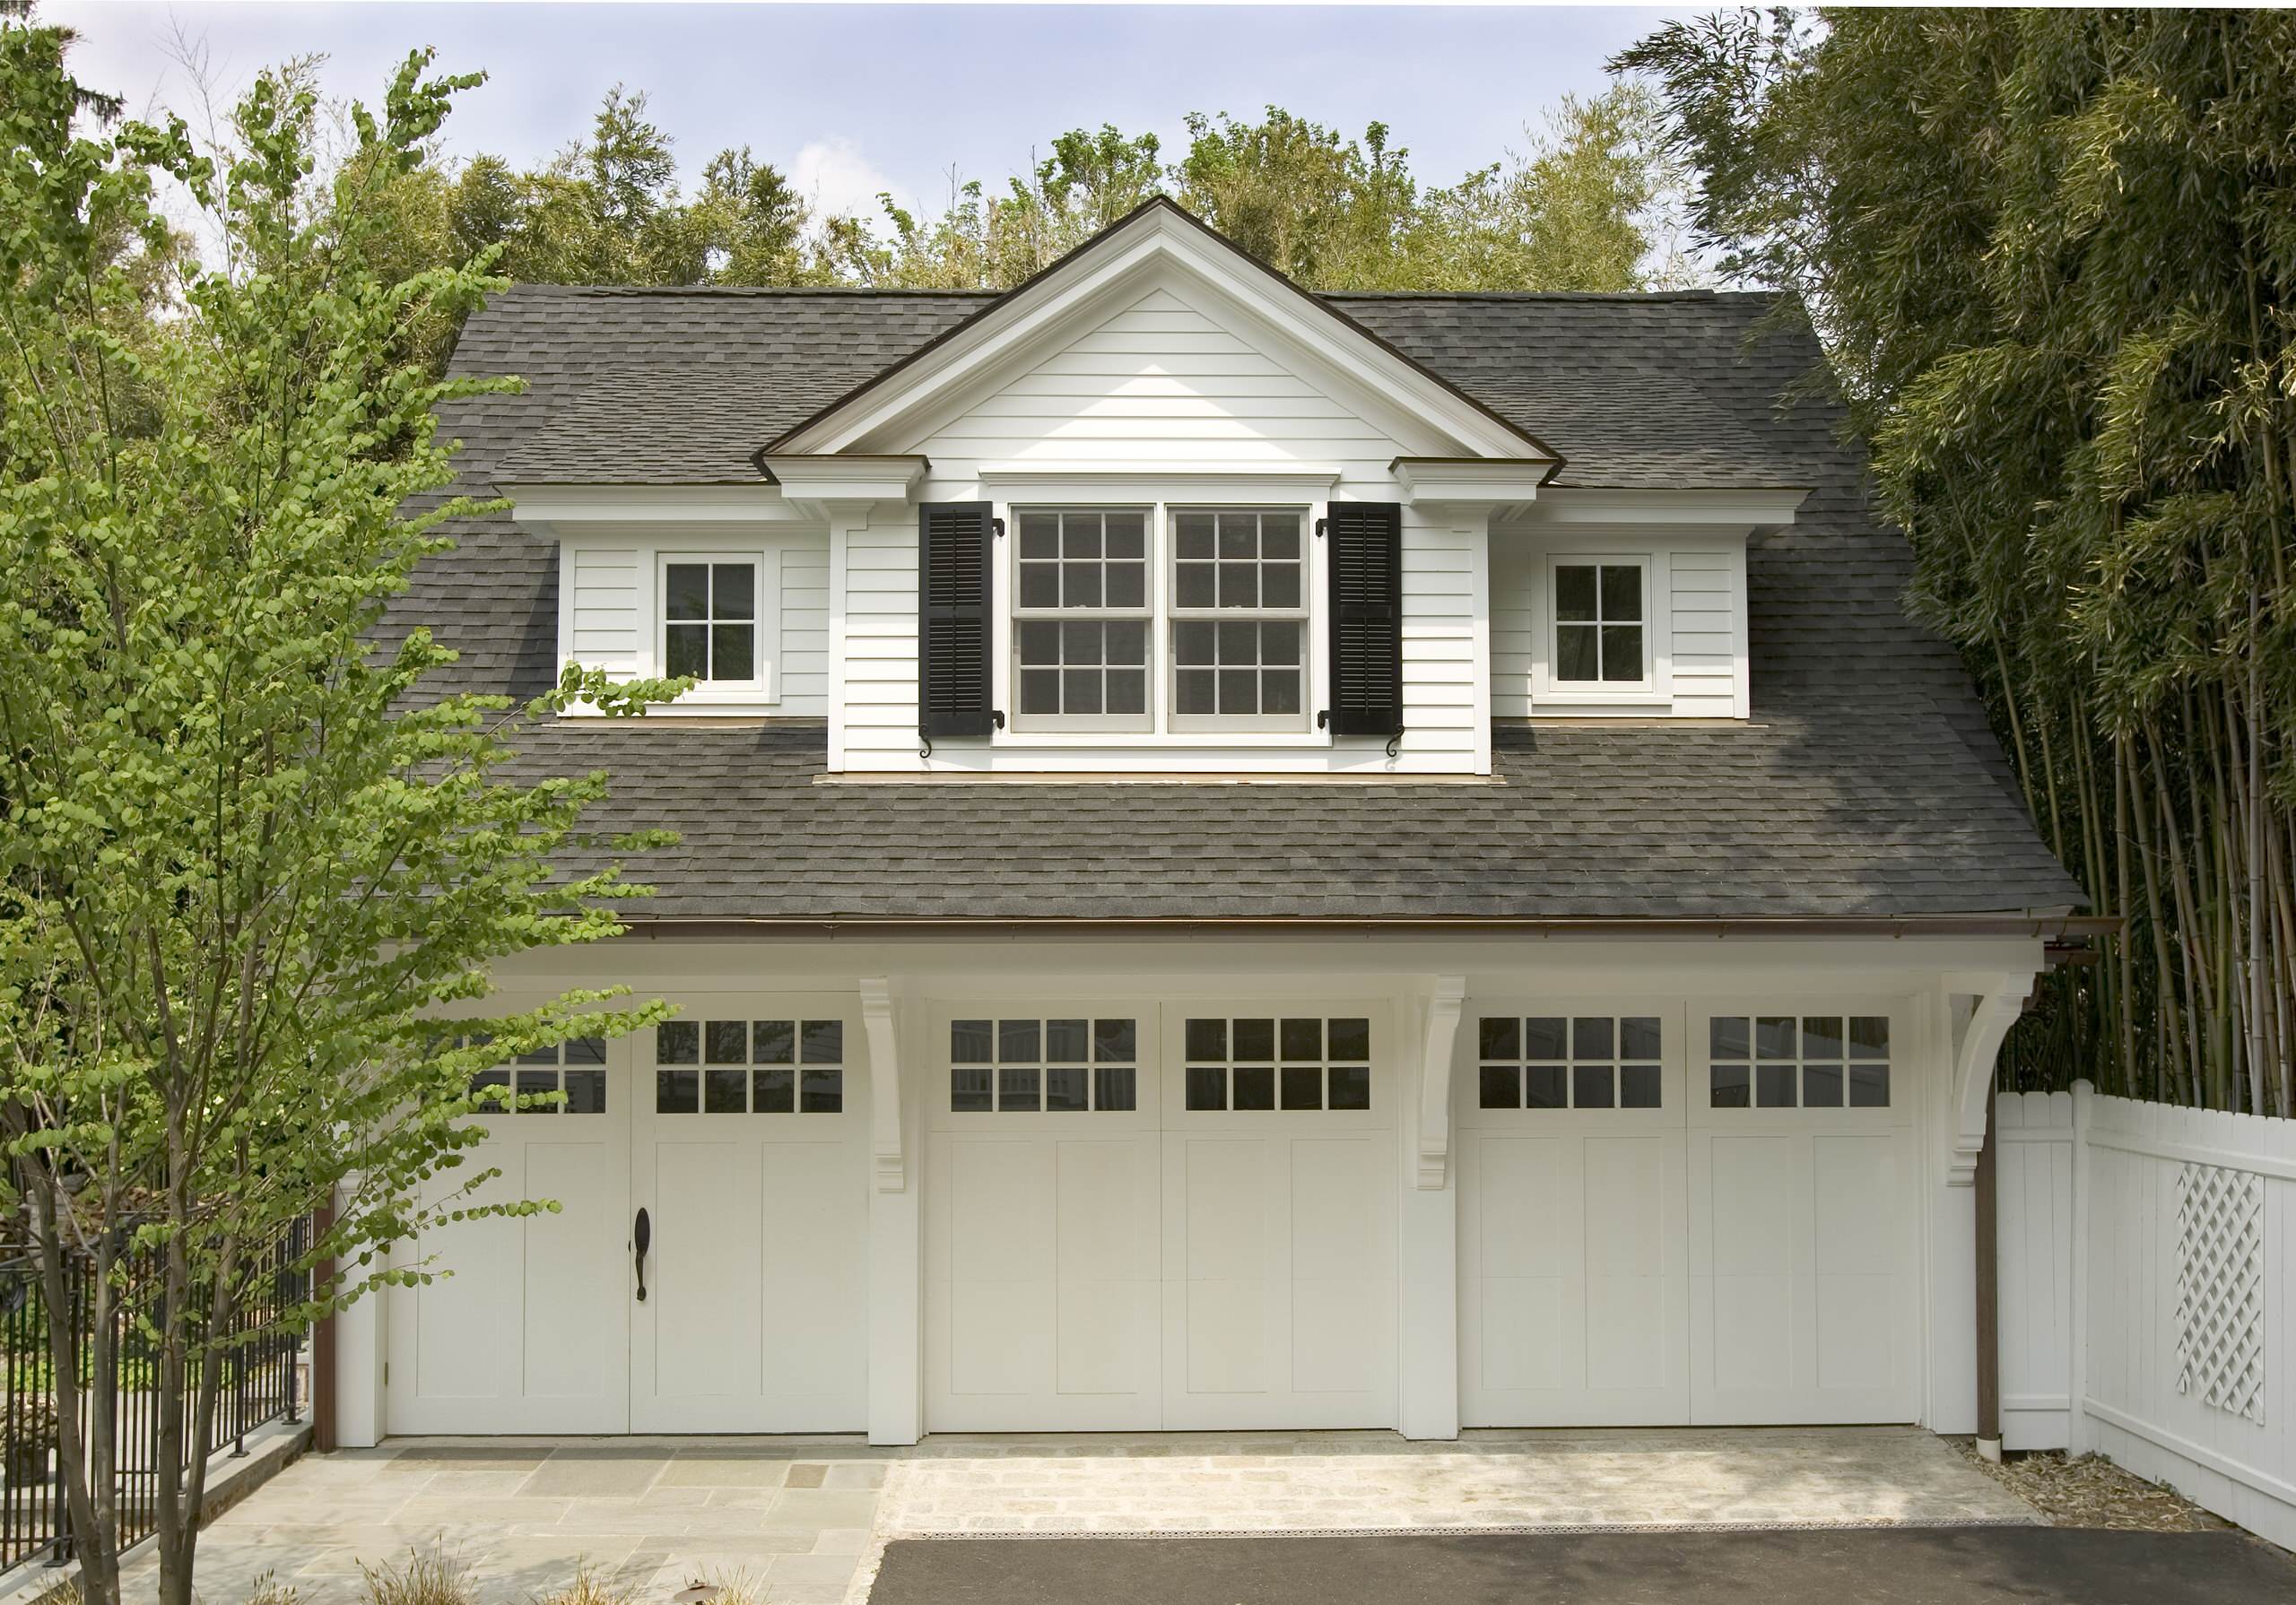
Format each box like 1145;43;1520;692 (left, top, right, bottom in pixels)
918;501;996;739
1324;501;1404;737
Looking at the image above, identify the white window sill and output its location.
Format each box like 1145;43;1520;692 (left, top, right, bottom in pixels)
996;731;1333;749
558;685;779;719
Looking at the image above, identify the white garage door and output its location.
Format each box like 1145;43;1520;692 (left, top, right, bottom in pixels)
926;1003;1397;1432
1460;999;1918;1427
387;993;867;1436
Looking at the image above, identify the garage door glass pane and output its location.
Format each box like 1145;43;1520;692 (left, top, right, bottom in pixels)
1187;1016;1370;1115
952;1017;1140;1112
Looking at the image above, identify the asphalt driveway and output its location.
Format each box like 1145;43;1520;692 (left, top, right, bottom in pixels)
867;1526;2296;1605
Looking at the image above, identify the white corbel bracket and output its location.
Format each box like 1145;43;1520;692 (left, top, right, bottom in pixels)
1416;976;1467;1190
858;977;905;1192
1945;970;2034;1186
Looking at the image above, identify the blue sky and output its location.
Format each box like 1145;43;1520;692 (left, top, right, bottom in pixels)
52;4;1681;222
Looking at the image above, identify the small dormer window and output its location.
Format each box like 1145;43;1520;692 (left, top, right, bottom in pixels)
1013;510;1152;731
1551;558;1648;688
662;558;759;683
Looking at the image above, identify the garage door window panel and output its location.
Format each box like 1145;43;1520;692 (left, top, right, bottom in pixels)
1183;1016;1370;1112
1707;1013;1890;1110
1476;1015;1662;1111
461;1032;608;1116
950;1017;1139;1113
654;1019;843;1114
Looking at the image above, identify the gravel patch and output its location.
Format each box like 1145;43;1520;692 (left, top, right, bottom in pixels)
1954;1444;2222;1531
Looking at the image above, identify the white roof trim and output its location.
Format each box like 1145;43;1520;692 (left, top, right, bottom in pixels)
1524;487;1811;527
769;202;1557;466
760;453;929;506
1391;457;1548;509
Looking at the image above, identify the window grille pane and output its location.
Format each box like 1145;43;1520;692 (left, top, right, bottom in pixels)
1599;564;1641;622
1232;1018;1275;1061
517;1069;560;1111
1020;563;1060;607
1802;1017;1845;1059
657;1068;699;1114
1187;1065;1226;1110
1094;1019;1137;1063
1262;514;1300;557
705;1020;748;1064
1328;1018;1370;1061
1020;670;1061;713
1557;623;1598;681
1572;1018;1614;1059
657;1021;699;1063
1108;671;1146;714
1709;1064;1750;1107
1479;1016;1519;1060
517;1043;559;1065
666;623;709;679
1217;669;1257;712
705;1067;747;1113
1000;1019;1041;1063
1095;1065;1137;1111
1046;1067;1090;1112
1019;620;1061;664
1176;670;1215;714
1621;1064;1662;1108
1282;1065;1322;1111
1063;669;1101;714
1063;514;1101;557
1480;1064;1520;1108
1757;1063;1797;1106
1218;512;1257;557
1047;1019;1090;1062
1282;1019;1323;1060
1804;1062;1844;1106
1524;1017;1568;1060
952;1019;994;1063
1756;1016;1798;1059
665;564;709;620
999;1064;1041;1111
713;562;755;620
1107;620;1147;664
711;623;754;681
565;1036;607;1064
1555;565;1598;621
951;1066;992;1112
755;1066;796;1113
564;1069;607;1114
1106;512;1146;558
1064;562;1102;607
752;1020;795;1064
802;1066;843;1113
1710;1017;1750;1058
1218;563;1258;608
470;1068;510;1109
1176;563;1216;608
1327;1064;1371;1111
1599;624;1640;681
1849;1017;1891;1058
1018;512;1059;557
1850;1063;1892;1106
1232;1065;1274;1109
1186;1018;1227;1060
1262;564;1300;609
1527;1064;1569;1109
801;1020;843;1063
1574;1065;1616;1108
1175;512;1215;558
1621;1018;1663;1060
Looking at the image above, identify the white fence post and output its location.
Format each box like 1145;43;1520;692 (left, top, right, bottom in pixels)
2067;1078;2092;1456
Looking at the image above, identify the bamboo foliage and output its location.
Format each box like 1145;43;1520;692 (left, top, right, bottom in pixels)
1625;10;2296;1109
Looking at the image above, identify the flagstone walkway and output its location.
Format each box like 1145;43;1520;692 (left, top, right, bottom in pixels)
121;1426;2036;1604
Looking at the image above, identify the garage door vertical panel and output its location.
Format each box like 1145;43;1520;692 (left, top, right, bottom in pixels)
1161;1004;1397;1431
1689;1002;1920;1425
1457;1003;1690;1427
924;1004;1163;1431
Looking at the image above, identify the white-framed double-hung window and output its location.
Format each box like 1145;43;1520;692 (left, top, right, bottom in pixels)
1548;555;1649;690
1170;508;1309;732
660;554;764;687
1013;508;1152;732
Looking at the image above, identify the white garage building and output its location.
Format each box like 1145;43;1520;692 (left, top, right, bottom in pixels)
332;201;2095;1446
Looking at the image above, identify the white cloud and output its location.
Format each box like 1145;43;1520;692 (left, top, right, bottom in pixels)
789;138;902;222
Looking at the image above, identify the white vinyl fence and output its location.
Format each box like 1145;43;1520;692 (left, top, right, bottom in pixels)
1997;1084;2296;1548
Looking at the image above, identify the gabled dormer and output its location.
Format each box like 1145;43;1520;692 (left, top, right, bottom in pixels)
505;201;1803;776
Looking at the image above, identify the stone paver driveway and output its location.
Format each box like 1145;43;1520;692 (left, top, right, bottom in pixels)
149;1427;2034;1603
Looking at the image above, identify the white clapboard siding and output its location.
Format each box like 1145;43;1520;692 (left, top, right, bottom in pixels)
559;531;829;716
839;507;922;761
1667;549;1739;717
570;547;641;673
1996;1086;2296;1549
1489;537;1537;718
916;289;1405;480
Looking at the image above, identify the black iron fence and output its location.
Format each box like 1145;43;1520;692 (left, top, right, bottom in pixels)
0;1219;310;1573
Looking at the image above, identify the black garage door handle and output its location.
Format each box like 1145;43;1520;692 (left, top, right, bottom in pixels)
634;1206;650;1302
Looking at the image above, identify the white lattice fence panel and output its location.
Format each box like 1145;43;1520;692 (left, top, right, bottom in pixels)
2175;1161;2266;1425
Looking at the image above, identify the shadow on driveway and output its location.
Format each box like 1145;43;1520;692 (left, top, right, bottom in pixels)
869;1526;2296;1604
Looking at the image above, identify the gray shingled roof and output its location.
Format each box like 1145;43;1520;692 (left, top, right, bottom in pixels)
389;282;2086;923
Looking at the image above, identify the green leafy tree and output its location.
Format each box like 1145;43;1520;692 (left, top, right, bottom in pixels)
1622;8;2296;1111
0;22;683;1603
